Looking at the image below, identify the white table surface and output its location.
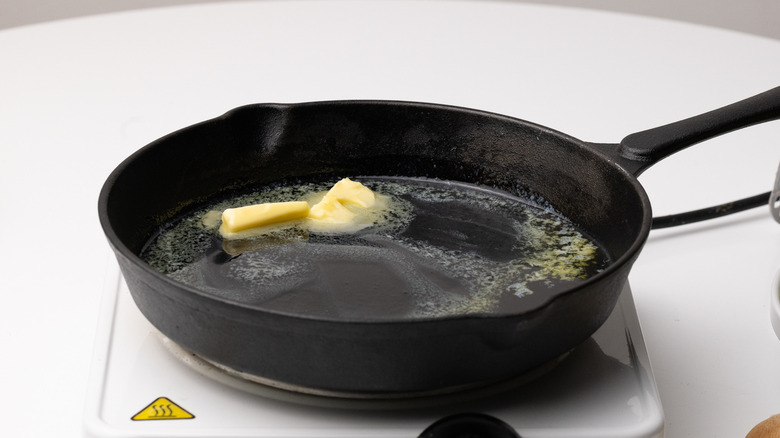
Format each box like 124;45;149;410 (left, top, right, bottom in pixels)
1;1;779;437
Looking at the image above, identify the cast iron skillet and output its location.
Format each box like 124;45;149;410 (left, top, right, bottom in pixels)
99;87;780;398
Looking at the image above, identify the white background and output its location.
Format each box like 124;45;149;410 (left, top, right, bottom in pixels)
3;0;780;40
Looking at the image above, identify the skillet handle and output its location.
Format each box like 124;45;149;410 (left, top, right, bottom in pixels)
616;86;780;176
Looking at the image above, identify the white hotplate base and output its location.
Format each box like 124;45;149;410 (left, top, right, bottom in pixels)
84;265;664;438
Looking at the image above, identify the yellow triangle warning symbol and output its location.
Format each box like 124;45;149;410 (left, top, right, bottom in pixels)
131;397;195;421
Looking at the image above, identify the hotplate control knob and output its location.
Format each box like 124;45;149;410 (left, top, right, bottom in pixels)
419;413;521;438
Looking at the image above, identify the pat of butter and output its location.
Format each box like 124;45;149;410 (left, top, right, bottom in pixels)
308;194;356;223
308;178;376;224
217;179;378;238
324;178;376;207
220;201;310;233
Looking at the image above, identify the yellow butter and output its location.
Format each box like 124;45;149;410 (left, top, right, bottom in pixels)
308;194;356;223
220;201;310;233
308;178;377;224
218;178;378;238
324;178;376;207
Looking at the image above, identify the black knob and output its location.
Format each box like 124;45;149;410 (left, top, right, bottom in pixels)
419;413;521;438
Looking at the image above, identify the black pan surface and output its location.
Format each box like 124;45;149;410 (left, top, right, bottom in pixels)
99;87;780;396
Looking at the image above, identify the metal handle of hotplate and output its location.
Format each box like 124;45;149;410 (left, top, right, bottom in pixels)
651;191;773;229
653;157;780;229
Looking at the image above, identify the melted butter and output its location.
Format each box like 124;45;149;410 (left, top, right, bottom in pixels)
142;177;609;319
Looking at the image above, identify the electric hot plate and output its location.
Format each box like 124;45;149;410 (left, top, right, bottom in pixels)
84;263;664;437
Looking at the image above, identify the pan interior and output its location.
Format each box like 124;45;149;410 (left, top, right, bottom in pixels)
141;176;612;320
102;101;648;320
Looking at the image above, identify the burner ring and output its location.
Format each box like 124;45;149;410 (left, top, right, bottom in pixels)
158;334;569;410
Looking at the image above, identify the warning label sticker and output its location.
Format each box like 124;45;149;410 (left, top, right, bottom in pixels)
131;397;195;421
